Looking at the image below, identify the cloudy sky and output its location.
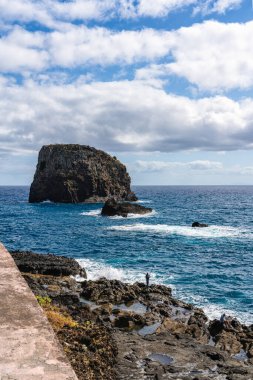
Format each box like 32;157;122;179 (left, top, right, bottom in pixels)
1;0;253;185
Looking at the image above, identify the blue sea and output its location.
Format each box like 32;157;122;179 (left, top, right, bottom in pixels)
0;186;252;324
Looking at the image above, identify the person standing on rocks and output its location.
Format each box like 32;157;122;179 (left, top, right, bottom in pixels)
220;313;227;327
145;273;150;288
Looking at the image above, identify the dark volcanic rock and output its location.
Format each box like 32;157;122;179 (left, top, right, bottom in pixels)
81;278;172;304
11;250;86;278
192;222;209;227
29;144;137;203
15;251;253;380
101;198;152;217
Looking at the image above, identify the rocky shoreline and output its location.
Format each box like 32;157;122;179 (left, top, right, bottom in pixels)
11;251;253;380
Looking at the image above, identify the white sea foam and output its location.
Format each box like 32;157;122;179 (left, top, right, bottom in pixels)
80;209;102;217
202;303;252;325
110;210;156;219
136;200;152;204
108;223;251;239
174;291;253;325
80;209;156;219
76;258;160;283
76;258;252;324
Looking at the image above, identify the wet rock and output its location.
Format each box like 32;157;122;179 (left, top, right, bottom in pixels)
15;251;253;380
101;198;152;217
192;222;209;227
114;312;145;329
11;250;86;277
29;144;137;203
81;278;172;304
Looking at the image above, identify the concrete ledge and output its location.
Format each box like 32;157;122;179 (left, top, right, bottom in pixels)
0;243;78;380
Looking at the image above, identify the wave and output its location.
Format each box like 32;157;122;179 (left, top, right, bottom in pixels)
76;258;252;324
181;292;253;325
80;209;156;219
76;258;161;283
108;223;251;239
202;303;252;325
80;209;102;217
110;210;156;219
136;200;152;204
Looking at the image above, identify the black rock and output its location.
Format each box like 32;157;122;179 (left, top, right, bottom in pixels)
29;144;137;203
101;198;152;217
11;250;87;278
192;222;209;228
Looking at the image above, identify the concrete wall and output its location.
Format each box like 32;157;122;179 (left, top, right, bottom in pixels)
0;243;78;380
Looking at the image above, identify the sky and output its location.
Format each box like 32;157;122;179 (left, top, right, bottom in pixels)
1;0;253;185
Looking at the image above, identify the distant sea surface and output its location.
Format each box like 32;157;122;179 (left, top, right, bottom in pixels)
1;186;252;324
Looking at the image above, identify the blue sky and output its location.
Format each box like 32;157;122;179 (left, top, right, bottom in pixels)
1;0;253;185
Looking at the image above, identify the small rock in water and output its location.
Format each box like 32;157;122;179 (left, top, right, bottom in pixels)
101;198;152;217
192;221;209;228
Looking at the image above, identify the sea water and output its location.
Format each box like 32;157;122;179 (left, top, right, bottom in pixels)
0;186;252;324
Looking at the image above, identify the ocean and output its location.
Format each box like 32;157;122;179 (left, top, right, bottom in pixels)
0;185;252;324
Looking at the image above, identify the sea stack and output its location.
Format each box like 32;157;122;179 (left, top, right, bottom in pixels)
29;144;137;203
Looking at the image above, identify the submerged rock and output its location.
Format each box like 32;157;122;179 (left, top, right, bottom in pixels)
11;250;87;278
101;198;152;217
29;144;137;203
192;221;209;227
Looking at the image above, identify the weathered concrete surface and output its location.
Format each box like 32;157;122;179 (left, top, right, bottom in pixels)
0;243;78;380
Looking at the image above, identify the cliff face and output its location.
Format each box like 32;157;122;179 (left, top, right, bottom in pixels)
29;145;137;203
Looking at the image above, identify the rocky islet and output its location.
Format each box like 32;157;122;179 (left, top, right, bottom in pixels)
29;145;137;203
101;198;153;217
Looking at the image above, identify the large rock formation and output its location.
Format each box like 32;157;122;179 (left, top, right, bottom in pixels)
29;145;137;203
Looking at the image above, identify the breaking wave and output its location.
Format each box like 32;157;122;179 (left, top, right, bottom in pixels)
80;209;156;219
108;223;251;239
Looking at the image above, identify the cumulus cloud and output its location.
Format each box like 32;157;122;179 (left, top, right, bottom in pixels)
138;0;197;17
0;27;48;72
0;0;115;28
0;25;173;72
135;20;253;92
48;26;172;67
1;78;253;155
1;20;253;94
0;0;243;29
194;0;243;15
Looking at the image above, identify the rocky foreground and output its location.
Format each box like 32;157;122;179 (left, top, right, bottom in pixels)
11;251;253;380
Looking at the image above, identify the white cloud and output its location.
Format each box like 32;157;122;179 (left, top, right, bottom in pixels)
0;27;48;72
1;78;253;155
0;0;115;28
48;26;172;67
0;0;243;29
136;20;253;92
0;26;173;72
2;20;253;94
135;160;223;171
138;0;197;17
194;0;243;15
